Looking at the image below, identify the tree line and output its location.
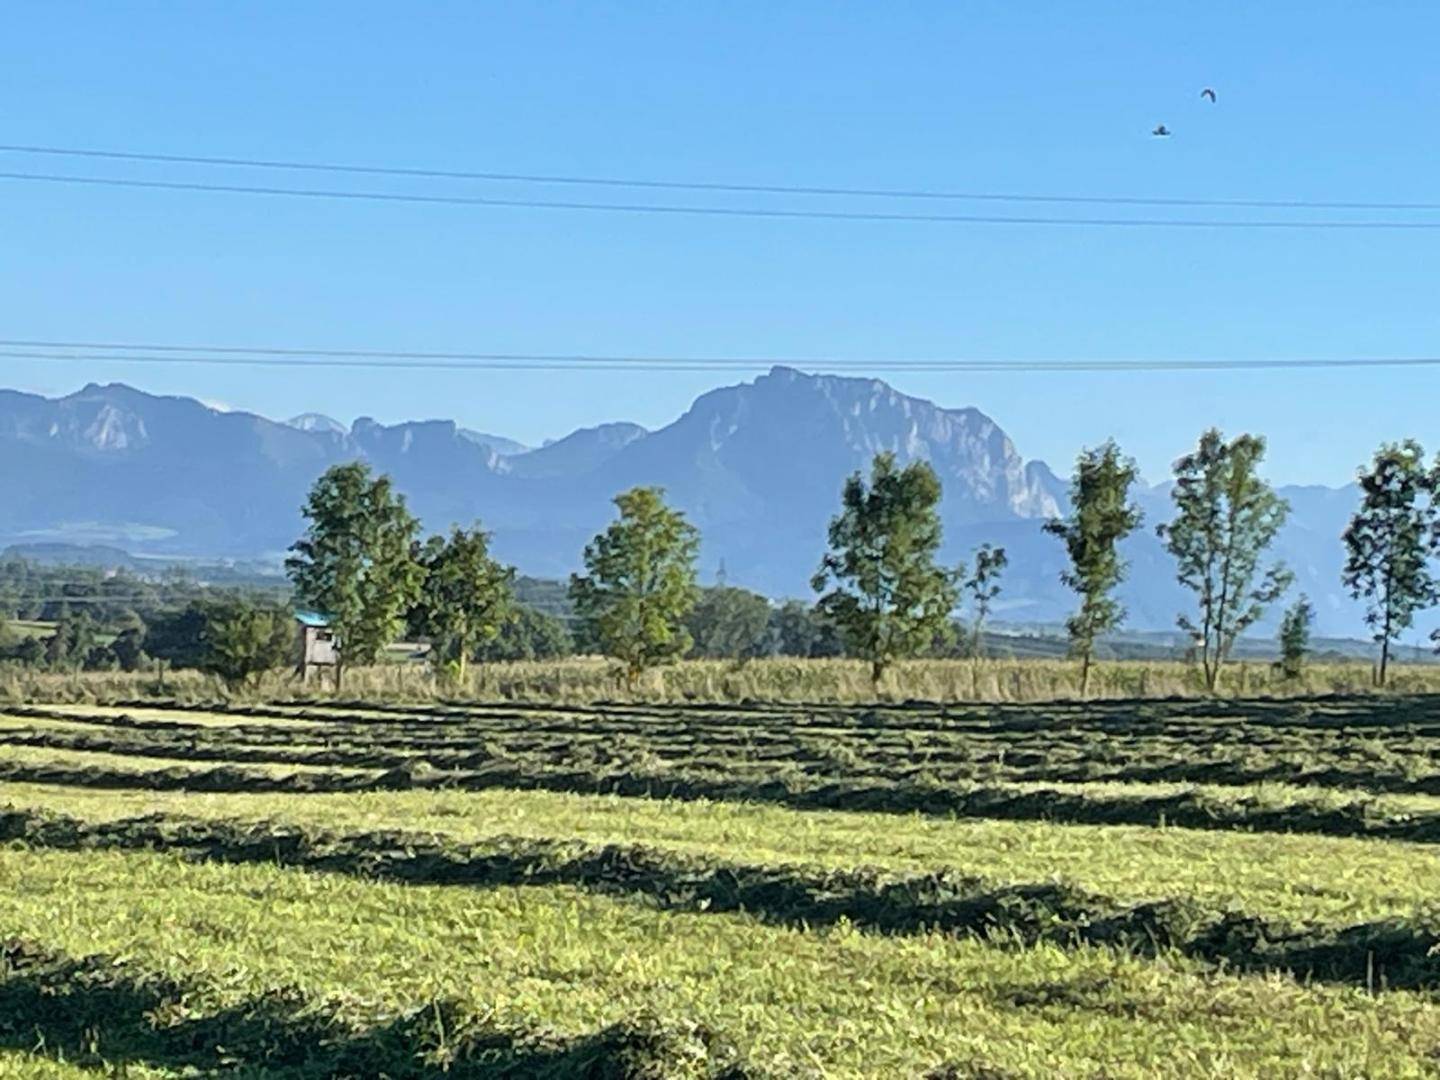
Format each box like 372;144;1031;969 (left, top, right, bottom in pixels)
6;429;1435;691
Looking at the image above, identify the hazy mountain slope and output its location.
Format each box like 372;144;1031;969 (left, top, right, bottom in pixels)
0;375;1388;634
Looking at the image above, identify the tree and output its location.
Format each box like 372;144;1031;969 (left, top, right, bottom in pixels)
144;603;210;669
765;600;843;658
1044;441;1144;695
199;599;294;689
812;452;959;686
1342;441;1440;686
1277;594;1314;680
1157;430;1293;692
476;606;575;662
570;487;701;684
43;613;97;671
962;544;1008;657
415;525;515;683
110;627;147;672
687;586;772;659
286;463;423;689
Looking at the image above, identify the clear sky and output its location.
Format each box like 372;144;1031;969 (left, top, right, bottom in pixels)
4;1;1439;484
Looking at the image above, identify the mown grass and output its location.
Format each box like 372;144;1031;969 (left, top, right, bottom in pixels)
6;783;1439;927
3;846;1440;1078
5;691;1440;1075
5;655;1440;705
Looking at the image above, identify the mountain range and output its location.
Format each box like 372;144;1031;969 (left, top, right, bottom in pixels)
0;370;1396;637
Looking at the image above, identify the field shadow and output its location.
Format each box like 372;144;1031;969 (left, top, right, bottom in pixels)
0;938;750;1078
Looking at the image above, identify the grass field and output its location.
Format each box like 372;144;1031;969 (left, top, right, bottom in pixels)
4;693;1440;1075
7;655;1440;706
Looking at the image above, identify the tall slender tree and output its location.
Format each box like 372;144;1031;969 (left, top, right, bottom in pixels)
286;463;424;690
1158;429;1292;692
1044;441;1143;695
1277;594;1314;680
812;452;958;686
416;524;516;684
963;544;1008;657
570;486;701;685
1343;440;1440;686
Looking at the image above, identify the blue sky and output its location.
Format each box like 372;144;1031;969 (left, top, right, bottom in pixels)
4;1;1439;484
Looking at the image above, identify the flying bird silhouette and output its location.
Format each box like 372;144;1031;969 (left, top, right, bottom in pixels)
1201;88;1217;102
1152;124;1171;137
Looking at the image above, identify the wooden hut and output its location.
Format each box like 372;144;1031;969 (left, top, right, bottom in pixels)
295;610;338;684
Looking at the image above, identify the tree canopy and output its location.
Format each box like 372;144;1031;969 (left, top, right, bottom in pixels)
1158;430;1292;692
570;486;701;683
812;452;958;685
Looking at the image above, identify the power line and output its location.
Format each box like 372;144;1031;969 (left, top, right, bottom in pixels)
5;342;1440;374
3;142;1438;213
6;169;1440;230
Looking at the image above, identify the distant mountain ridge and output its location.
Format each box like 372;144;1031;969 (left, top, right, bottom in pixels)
0;371;1388;635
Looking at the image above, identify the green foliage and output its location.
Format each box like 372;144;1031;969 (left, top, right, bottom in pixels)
570;487;701;683
764;600;843;658
415;525;515;682
1342;441;1440;686
197;599;294;688
287;463;424;686
686;586;771;659
812;452;959;684
1158;430;1293;692
962;544;1008;657
144;604;210;669
0;555;288;626
109;627;147;673
41;614;99;672
1277;595;1314;679
1044;441;1144;693
475;605;575;662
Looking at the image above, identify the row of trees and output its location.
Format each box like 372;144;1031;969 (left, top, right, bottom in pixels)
265;429;1440;691
1045;432;1440;689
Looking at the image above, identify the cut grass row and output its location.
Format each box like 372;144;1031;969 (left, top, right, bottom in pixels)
7;720;1440;797
12;696;1440;801
6;805;1440;993
5;783;1438;929
3;845;1439;1078
0;937;749;1079
8;740;1440;846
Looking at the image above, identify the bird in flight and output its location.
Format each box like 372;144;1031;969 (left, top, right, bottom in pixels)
1152;124;1171;137
1200;87;1217;102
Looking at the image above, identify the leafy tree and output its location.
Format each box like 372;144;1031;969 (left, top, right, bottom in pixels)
570;487;701;684
144;603;211;669
962;544;1008;657
475;606;575;662
43;613;98;671
286;463;424;689
5;637;44;666
415;525;516;683
687;586;771;659
110;627;147;672
812;452;959;686
199;598;294;688
765;600;843;658
1044;441;1144;695
1277;594;1314;680
1342;441;1440;686
1157;430;1293;692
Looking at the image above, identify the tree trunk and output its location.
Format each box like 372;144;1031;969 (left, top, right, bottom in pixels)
1379;636;1390;688
871;657;885;692
1079;649;1092;697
